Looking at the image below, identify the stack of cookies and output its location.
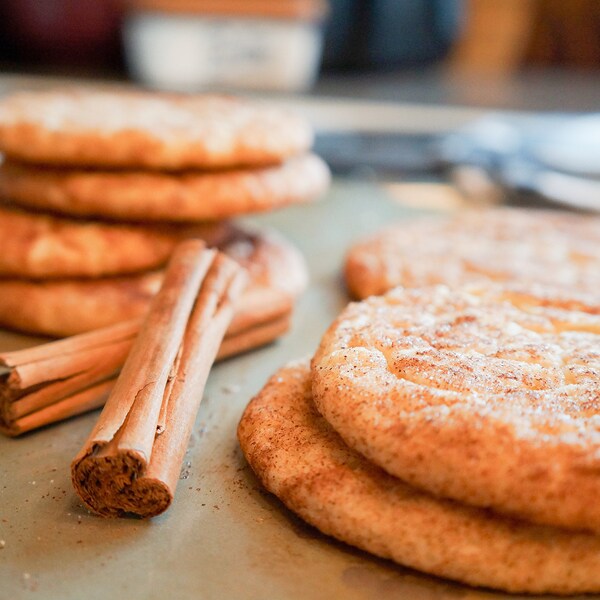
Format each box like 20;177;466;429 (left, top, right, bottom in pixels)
0;89;330;346
239;209;600;595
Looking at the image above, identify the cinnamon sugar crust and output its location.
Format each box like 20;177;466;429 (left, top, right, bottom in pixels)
0;89;313;169
312;283;600;532
345;208;600;299
239;362;600;594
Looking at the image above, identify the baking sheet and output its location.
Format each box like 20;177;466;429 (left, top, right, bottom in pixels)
0;180;580;600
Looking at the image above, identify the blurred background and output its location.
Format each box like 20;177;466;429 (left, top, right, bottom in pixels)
0;0;598;94
0;0;599;210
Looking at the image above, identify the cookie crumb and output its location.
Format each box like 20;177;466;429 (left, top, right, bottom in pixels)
221;383;240;394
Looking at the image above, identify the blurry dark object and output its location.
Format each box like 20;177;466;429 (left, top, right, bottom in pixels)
525;0;600;69
315;131;439;175
440;114;600;211
0;0;123;71
322;0;463;70
450;0;600;74
449;0;532;75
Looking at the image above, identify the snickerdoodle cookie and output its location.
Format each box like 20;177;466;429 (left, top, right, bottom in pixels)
0;90;313;169
345;209;600;299
239;361;600;595
312;283;600;532
0;154;329;222
0;203;232;278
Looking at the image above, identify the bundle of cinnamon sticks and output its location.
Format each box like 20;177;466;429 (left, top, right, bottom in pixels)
0;321;137;436
0;280;290;438
70;240;246;517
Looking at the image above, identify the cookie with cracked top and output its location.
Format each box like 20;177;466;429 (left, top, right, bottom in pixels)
312;282;600;532
345;208;600;299
0;89;313;170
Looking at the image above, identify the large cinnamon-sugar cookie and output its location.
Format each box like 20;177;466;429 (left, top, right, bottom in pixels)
312;283;600;532
239;361;600;595
0;154;330;222
0;90;313;169
345;209;600;299
0;227;306;336
0;203;232;278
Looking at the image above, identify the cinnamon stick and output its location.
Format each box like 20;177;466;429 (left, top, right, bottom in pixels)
15;378;116;436
0;322;137;437
71;240;246;517
0;289;292;437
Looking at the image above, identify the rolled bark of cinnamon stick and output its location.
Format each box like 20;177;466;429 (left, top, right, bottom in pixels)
71;240;246;517
14;378;116;436
0;322;138;436
0;293;291;437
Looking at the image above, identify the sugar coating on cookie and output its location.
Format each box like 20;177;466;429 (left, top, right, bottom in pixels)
239;361;600;594
312;283;600;532
345;208;600;298
0;90;313;169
